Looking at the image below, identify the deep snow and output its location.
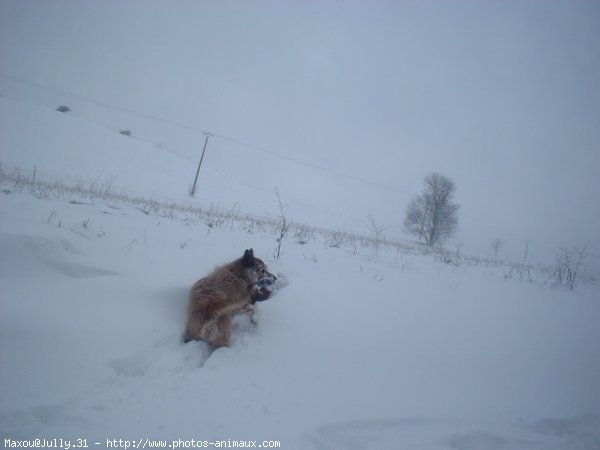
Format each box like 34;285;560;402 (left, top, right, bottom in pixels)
1;98;600;449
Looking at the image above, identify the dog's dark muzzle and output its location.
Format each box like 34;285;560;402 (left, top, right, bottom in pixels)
259;275;276;288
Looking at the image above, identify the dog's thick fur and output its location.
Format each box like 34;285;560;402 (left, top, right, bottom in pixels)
184;249;276;348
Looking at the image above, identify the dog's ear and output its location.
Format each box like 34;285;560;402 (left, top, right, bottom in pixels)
242;249;255;267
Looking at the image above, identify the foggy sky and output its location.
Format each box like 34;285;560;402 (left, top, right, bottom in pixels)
1;0;599;268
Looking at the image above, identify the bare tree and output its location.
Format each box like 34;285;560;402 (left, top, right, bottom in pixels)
403;173;459;246
273;187;289;260
367;214;387;255
491;238;504;262
454;241;463;259
550;245;588;290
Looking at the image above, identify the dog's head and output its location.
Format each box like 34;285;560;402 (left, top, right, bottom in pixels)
242;249;277;303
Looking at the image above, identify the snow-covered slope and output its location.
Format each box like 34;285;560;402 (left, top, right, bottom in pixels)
1;99;600;449
0;97;231;204
0;97;387;232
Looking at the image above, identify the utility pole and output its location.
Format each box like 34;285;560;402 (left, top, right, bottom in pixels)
191;132;213;196
523;240;530;263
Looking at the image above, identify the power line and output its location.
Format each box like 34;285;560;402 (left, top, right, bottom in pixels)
1;72;415;197
214;133;415;196
3;72;585;258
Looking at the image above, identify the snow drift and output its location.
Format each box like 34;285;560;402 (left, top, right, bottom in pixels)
1;98;600;449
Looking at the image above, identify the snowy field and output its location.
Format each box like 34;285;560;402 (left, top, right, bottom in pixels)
2;98;600;449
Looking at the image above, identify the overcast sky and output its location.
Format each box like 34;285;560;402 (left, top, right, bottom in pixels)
1;0;599;267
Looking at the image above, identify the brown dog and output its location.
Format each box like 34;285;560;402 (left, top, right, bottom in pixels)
184;249;277;348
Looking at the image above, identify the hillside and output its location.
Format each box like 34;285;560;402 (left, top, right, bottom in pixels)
1;98;600;448
0;96;395;235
